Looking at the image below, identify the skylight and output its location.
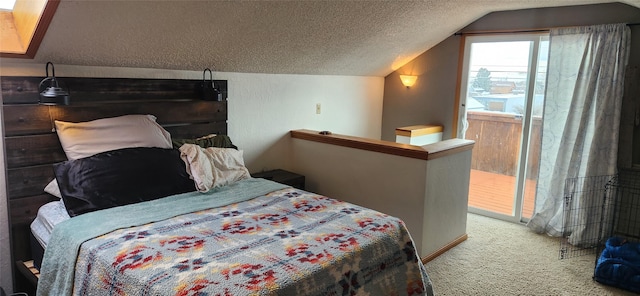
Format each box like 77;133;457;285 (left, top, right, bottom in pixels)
0;0;16;11
0;0;59;58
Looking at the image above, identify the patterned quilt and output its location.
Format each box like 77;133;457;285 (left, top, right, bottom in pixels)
48;181;432;295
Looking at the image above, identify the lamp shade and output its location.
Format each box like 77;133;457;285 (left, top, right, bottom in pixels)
399;75;418;88
39;82;70;105
39;62;70;105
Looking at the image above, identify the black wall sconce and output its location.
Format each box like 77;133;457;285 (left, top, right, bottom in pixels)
198;68;222;101
38;62;70;105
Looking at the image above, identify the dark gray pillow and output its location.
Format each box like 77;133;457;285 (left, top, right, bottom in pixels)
54;147;196;217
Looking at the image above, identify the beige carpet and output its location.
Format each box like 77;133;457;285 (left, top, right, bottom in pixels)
425;213;637;296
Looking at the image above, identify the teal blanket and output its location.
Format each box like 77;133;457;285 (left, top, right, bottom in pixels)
36;178;288;296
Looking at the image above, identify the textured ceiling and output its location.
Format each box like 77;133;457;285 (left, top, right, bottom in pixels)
28;0;640;77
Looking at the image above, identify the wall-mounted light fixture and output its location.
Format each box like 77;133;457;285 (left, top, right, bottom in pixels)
38;62;70;105
399;75;418;88
198;68;222;101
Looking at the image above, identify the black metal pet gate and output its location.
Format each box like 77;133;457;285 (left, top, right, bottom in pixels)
559;168;640;292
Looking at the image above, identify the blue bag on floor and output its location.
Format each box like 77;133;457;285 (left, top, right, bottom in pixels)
594;237;640;293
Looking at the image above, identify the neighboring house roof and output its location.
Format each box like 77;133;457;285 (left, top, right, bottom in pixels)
8;0;640;76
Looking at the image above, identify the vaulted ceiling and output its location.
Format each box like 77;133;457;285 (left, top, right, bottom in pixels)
20;0;640;76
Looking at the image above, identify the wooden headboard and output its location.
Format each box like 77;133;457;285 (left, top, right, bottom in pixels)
0;76;228;269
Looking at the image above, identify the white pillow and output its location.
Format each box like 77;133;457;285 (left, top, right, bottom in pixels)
179;144;250;192
54;114;172;160
44;179;62;198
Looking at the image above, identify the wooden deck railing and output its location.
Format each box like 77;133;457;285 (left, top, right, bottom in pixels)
465;111;542;177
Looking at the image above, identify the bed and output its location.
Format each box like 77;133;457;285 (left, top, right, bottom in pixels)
2;76;433;295
37;178;431;295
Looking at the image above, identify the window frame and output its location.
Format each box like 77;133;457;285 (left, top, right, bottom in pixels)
0;0;59;58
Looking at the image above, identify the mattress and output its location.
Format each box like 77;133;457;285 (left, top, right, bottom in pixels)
30;200;70;249
38;179;433;296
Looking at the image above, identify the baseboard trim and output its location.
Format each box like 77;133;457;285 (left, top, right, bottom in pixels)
421;234;468;264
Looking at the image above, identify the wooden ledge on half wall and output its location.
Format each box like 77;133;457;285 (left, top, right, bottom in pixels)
290;129;474;161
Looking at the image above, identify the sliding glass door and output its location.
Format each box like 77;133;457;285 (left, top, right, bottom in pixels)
457;34;548;223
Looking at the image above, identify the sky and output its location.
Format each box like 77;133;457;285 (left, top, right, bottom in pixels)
468;39;549;82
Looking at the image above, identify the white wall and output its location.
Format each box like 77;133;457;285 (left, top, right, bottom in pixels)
0;60;384;292
224;71;383;172
291;138;428;254
422;151;471;255
290;137;473;257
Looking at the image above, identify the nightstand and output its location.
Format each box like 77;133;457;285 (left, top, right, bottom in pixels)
252;169;305;190
14;260;38;295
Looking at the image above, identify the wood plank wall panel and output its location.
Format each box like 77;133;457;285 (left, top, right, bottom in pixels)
7;165;55;199
3;101;227;136
166;122;228;139
1;77;228;104
2;105;52;136
9;194;57;225
11;224;31;265
5;134;65;168
1;76;229;264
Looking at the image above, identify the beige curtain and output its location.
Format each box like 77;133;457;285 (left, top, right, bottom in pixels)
527;24;631;244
